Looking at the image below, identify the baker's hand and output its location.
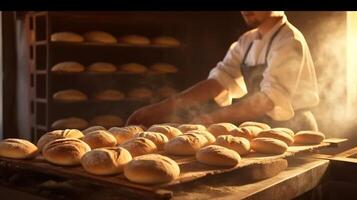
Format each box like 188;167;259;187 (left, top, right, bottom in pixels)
126;100;175;127
190;114;215;126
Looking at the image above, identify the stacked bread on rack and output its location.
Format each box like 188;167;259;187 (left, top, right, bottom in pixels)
0;121;326;185
51;61;179;74
50;31;181;47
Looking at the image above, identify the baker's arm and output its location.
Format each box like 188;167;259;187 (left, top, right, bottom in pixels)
126;79;226;126
191;91;274;125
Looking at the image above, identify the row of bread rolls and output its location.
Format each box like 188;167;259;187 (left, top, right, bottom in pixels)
0;126;180;184
0;122;326;185
51;115;124;130
51;31;181;47
53;86;178;102
51;61;178;74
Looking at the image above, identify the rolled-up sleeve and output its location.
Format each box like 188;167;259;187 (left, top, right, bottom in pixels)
208;41;247;106
261;38;318;121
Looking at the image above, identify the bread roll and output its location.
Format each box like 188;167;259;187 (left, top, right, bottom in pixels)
118;35;150;45
128;87;153;100
161;123;181;128
251;138;288;154
51;117;89;130
164;133;208;156
150;63;178;73
83;130;117;149
124;154;180;184
81;147;132;175
51;32;84;42
51;62;85;73
43;138;91;166
230;127;257;140
215;135;250;155
178;124;206;133
186;130;216;144
257;129;294;146
83;31;117;44
196;145;241;167
37;129;84;152
294;131;325;145
147;125;182;139
239;121;271;131
90;115;123;129
151;36;180;46
120;63;148;74
207;123;239;137
94;89;125;101
82;126;106;135
87;62;117;73
157;86;178;99
0;138;38;159
108;126;144;144
273;127;294;137
120;137;157;157
135;132;168;150
52;89;88;102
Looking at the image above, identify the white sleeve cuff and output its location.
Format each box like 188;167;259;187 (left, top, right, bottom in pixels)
208;67;247;107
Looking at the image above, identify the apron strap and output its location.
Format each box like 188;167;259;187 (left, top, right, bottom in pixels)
264;23;286;63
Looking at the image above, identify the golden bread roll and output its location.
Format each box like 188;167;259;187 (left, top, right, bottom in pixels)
157;86;178;99
230;127;254;140
51;61;85;73
120;63;148;73
81;147;132;175
150;63;178;73
82;130;117;149
118;35;150;45
94;89;125;101
147;124;182;139
273;127;294;137
82;126;106;135
0;138;38;159
37;129;84;152
51;32;84;42
87;62;117;73
151;36;180;46
108;126;144;144
239;121;271;131
207;123;239;137
89;115;124;129
124;154;180;184
51;117;89;130
186;130;216;144
83;31;117;44
164;133;208;156
161;123;181;128
178;124;206;133
52;89;88;102
120;137;157;157
196;145;241;167
215;135;250;155
294;131;325;145
128;87;153;100
257;129;294;146
135;131;168;150
251;137;288;154
42;138;91;166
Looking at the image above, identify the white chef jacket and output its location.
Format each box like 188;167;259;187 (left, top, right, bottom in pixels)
208;14;320;121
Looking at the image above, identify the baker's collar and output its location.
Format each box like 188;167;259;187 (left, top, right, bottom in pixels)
254;14;287;41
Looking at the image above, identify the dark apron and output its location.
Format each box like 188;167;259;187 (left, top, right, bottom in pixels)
239;23;318;132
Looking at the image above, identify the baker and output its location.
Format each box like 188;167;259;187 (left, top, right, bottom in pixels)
127;11;320;132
